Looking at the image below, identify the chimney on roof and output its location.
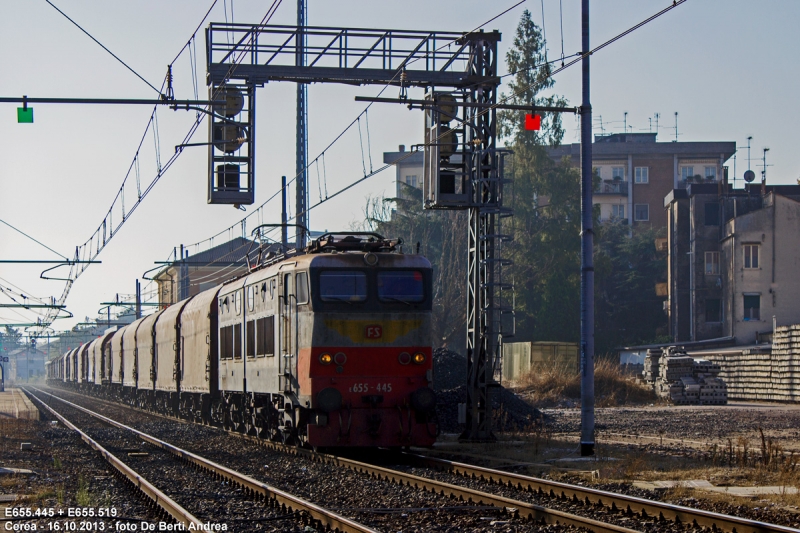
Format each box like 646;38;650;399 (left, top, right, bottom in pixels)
399;145;405;152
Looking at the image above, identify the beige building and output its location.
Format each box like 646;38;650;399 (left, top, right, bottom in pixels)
720;192;800;342
666;183;800;343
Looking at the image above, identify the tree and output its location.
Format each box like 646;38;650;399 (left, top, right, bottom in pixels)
594;221;668;353
498;9;567;147
498;11;580;343
0;326;23;353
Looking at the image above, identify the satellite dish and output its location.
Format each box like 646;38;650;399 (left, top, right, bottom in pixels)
744;170;756;183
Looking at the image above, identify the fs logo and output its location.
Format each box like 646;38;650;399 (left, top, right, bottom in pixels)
365;325;383;339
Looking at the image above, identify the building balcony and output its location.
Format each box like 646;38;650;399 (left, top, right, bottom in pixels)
595;180;628;195
676;177;718;189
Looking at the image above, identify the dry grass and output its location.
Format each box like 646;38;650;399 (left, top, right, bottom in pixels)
515;358;657;407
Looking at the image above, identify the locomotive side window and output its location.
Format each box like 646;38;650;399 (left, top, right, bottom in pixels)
246;320;256;357
233;323;242;359
319;271;367;302
220;325;233;360
296;272;309;304
234;290;242;315
377;271;425;303
283;273;293;302
256;316;275;356
246;285;255;311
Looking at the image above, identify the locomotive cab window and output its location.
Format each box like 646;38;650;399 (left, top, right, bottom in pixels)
296;272;309;304
319;271;367;302
378;271;425;303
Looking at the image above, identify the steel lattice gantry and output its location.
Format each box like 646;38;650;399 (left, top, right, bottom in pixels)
206;24;505;441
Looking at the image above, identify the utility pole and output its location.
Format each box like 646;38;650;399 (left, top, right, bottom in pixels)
295;0;308;250
580;0;595;457
135;279;142;320
281;176;289;251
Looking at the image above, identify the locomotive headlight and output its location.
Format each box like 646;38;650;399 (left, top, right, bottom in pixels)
413;352;426;364
334;352;347;365
398;352;411;365
319;353;332;365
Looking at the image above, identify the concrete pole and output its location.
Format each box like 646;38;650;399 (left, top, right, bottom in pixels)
580;0;595;457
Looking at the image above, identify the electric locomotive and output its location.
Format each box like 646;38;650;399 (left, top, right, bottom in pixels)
49;232;438;448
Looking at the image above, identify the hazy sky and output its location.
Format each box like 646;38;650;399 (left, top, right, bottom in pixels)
1;0;798;334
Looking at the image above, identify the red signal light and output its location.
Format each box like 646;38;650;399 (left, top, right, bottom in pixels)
525;114;541;131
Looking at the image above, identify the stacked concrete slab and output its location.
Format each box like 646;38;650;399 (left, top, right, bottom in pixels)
643;348;728;405
701;326;800;402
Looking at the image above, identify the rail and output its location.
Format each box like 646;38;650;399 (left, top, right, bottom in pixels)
399;451;800;533
28;387;378;533
22;388;203;529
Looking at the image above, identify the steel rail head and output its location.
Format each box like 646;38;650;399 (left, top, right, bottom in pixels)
22;388;204;529
30;387;378;533
400;451;800;533
300;451;641;533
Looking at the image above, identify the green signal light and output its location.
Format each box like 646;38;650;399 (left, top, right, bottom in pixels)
17;107;34;123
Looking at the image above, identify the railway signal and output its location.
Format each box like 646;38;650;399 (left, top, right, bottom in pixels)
207;83;256;207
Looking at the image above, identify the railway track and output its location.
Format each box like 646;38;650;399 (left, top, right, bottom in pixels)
34;386;800;533
25;387;378;533
31;386;640;532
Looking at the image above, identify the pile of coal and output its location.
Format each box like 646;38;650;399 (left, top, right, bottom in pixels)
432;347;544;434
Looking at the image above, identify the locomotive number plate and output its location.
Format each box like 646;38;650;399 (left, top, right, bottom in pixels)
349;382;392;393
364;325;383;339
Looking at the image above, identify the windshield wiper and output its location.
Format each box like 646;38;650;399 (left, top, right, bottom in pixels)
381;296;412;306
324;296;354;305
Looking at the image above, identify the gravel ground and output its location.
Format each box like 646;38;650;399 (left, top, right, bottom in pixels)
0;400;162;530
544;403;800;454
39;386;592;533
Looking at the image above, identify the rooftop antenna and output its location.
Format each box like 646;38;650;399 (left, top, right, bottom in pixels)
654;112;660;140
648;117;652;132
624;111;628;133
747;136;753;171
673;112;678;142
760;147;771;183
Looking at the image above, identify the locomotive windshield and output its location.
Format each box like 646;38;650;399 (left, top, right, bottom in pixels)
377;271;425;303
319;271;367;302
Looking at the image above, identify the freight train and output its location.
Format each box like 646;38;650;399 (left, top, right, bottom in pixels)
47;232;438;448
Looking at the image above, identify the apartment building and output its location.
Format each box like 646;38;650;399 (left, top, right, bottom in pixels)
547;133;735;230
665;183;800;343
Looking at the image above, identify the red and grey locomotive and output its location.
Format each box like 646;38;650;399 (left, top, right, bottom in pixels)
47;233;438;448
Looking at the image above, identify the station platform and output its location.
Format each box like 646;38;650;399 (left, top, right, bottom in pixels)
0;389;39;420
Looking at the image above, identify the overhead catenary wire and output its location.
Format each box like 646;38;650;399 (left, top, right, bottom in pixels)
0;219;68;260
44;0;163;96
28;0;284;334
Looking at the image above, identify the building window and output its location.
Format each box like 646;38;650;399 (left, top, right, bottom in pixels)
705;166;717;180
634;204;649;221
634;167;648;184
612;204;625;219
612;167;625;180
704;203;720;226
743;294;760;321
706;299;721;323
681;166;694;181
705;251;720;274
405;175;418;187
744;244;759;269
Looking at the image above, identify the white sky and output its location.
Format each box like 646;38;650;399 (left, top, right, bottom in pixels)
1;0;798;334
